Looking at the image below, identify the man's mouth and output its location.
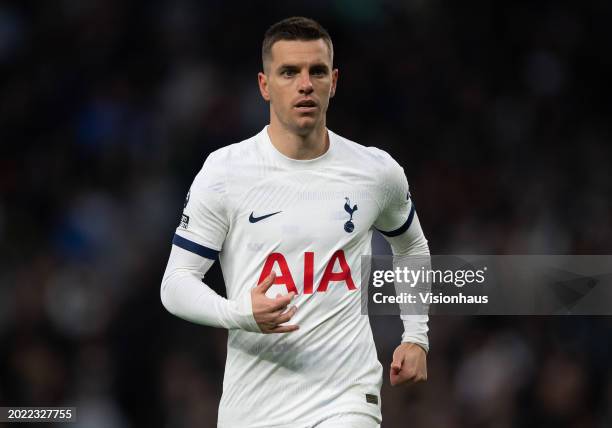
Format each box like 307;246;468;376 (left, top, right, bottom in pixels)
294;99;317;112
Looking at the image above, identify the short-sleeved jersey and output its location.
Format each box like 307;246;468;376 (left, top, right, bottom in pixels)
175;127;417;428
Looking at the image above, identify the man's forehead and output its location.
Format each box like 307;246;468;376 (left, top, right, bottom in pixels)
269;39;332;66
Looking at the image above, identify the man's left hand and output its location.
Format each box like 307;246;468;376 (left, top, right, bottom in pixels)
389;342;427;386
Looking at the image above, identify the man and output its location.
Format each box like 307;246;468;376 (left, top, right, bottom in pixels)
161;17;429;428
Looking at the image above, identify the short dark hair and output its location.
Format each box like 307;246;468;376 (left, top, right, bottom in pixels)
262;17;333;70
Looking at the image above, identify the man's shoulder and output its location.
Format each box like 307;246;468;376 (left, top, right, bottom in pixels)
205;133;260;165
193;132;262;190
330;130;398;169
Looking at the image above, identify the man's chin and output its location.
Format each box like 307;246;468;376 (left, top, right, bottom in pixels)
292;117;319;135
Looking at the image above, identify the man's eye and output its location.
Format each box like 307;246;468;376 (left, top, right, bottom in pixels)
282;70;296;77
311;69;327;76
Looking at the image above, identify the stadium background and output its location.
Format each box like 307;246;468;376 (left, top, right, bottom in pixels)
1;1;611;427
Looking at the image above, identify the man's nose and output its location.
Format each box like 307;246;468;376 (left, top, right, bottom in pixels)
298;71;313;94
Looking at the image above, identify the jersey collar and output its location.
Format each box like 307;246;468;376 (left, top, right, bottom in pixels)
259;125;336;168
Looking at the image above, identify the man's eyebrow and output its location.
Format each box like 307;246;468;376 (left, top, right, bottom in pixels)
277;64;300;72
310;63;330;72
277;63;330;71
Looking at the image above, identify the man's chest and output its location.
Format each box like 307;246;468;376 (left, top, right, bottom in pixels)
226;170;381;250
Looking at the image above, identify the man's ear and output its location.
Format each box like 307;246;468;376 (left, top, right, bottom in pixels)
258;72;270;102
330;68;339;98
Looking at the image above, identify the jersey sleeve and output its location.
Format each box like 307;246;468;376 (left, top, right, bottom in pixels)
373;154;414;235
374;152;430;352
160;245;260;332
173;151;229;259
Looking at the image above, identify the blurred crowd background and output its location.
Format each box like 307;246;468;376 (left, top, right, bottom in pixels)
1;1;611;427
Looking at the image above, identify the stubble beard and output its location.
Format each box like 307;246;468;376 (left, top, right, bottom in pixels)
270;98;328;137
275;109;320;137
290;104;328;137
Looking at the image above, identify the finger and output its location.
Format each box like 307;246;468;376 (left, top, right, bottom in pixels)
273;306;297;324
390;373;399;386
390;361;403;375
259;322;277;332
391;363;419;385
269;292;296;310
390;360;401;377
267;324;299;333
390;370;404;386
390;358;403;386
390;351;406;382
259;309;286;325
405;372;419;386
256;271;276;293
402;366;417;380
391;352;404;371
258;308;297;330
390;370;412;386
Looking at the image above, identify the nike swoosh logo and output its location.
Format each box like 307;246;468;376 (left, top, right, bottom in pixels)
249;211;282;223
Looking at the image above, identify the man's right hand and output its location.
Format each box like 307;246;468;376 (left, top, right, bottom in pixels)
251;272;299;333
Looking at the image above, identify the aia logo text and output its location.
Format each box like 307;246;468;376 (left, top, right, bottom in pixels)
257;250;356;294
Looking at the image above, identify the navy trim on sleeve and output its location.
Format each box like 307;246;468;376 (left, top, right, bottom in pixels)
172;234;220;260
377;201;416;237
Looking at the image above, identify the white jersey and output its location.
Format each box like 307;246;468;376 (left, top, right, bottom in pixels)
172;127;426;428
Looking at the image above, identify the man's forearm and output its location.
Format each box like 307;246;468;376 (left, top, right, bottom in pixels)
160;246;259;332
385;212;431;352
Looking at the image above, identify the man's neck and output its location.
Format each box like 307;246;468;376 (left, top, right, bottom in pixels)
267;120;329;160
